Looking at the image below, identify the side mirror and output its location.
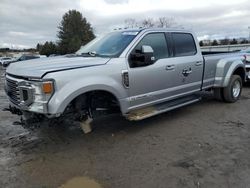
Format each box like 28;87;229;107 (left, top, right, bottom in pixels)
130;45;155;68
142;45;154;54
141;45;155;63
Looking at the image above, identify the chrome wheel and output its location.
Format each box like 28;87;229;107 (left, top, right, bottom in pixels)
232;80;241;98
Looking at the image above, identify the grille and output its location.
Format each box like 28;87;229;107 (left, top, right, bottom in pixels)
5;77;21;106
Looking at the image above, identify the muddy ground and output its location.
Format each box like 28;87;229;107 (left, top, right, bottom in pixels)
1;66;250;188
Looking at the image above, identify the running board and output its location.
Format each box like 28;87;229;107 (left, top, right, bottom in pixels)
127;95;201;121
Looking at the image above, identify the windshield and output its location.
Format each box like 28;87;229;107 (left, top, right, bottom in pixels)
76;31;139;57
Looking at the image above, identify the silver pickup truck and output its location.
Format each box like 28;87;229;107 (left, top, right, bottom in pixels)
4;28;246;128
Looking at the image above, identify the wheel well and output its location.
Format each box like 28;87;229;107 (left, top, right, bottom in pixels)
233;67;245;82
64;90;121;118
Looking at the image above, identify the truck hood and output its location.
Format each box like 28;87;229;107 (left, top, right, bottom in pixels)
6;56;110;78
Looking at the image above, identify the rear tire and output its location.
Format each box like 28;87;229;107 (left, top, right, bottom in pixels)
223;75;242;103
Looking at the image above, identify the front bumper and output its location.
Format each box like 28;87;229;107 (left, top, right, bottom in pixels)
4;74;51;114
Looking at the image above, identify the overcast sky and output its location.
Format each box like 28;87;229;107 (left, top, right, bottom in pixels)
1;0;250;49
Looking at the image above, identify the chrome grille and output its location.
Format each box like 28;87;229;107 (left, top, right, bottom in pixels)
5;77;21;106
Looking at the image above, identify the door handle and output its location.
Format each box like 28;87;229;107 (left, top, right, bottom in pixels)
182;68;192;77
195;61;203;66
166;65;175;70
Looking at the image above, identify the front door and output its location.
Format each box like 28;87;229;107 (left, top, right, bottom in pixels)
127;32;174;109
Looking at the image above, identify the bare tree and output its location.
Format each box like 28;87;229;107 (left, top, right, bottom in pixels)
158;17;176;28
123;17;180;29
124;18;138;28
141;18;155;28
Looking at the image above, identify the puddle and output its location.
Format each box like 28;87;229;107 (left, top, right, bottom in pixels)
59;177;102;188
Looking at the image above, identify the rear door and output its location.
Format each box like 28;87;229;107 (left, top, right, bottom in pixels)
170;32;204;95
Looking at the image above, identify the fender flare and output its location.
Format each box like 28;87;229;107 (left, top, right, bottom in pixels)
214;58;245;87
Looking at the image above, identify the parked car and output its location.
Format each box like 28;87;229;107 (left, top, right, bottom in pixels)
0;57;15;67
4;28;245;133
3;54;40;67
49;54;60;57
240;47;250;62
39;55;47;58
16;54;40;62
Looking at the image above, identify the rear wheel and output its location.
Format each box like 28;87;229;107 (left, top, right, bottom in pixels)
223;75;242;103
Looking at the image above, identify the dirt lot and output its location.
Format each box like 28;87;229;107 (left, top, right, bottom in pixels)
1;66;250;188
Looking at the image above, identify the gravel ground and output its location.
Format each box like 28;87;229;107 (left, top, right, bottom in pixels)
1;66;250;188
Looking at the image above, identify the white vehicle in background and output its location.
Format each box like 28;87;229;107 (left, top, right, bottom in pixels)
240;48;250;80
0;57;15;67
3;54;41;68
241;47;250;61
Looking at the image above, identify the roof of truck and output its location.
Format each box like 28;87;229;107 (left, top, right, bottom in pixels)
114;27;192;33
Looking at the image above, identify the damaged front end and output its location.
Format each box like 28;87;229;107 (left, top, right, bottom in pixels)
4;74;54;115
4;73;56;126
4;74;94;133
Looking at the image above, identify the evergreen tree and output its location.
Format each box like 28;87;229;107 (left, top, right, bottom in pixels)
36;43;42;51
230;38;238;45
199;41;204;46
57;10;95;54
220;38;230;45
212;40;218;46
40;41;57;56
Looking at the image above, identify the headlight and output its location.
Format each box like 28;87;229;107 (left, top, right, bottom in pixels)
31;80;54;101
19;79;55;113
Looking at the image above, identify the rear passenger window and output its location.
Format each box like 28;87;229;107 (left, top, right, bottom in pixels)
133;33;169;60
172;33;197;57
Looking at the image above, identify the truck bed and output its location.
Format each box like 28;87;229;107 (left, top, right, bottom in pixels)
202;51;242;89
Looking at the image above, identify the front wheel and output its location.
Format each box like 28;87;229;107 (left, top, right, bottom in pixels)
223;75;242;103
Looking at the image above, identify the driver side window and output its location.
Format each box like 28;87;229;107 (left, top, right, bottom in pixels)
134;33;169;59
129;33;169;68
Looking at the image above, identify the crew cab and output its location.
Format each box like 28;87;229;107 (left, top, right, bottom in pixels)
4;28;246;128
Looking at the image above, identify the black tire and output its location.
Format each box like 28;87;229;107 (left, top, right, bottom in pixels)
223;75;242;103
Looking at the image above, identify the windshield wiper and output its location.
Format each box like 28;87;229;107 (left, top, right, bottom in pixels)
81;51;97;57
79;51;112;58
